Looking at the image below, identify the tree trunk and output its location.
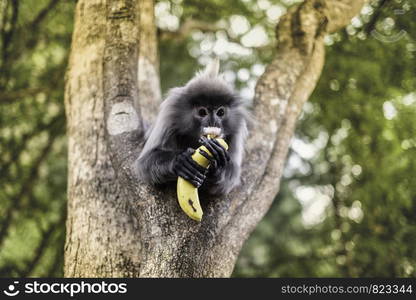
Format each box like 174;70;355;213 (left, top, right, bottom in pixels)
64;0;365;277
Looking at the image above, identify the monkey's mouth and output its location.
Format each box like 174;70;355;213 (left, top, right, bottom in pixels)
202;127;223;138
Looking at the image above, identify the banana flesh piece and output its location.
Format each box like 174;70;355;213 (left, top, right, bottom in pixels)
177;137;228;221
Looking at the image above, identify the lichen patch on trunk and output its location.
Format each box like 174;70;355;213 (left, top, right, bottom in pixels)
107;101;139;135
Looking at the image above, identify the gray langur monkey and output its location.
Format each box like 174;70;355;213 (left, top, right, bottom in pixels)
136;58;249;195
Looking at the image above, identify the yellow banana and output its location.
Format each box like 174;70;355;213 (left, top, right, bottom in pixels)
177;138;228;221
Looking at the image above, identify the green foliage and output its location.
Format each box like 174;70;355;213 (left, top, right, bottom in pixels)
1;0;415;277
0;0;74;277
234;0;416;277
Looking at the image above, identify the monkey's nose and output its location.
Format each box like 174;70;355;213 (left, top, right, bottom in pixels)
209;118;220;128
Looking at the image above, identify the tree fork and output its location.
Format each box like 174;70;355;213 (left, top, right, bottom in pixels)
64;0;365;277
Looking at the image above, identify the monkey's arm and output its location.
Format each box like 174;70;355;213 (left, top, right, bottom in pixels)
136;148;178;184
198;137;240;195
202;160;240;195
136;147;207;188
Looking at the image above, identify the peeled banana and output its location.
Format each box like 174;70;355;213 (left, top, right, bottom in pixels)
177;137;228;221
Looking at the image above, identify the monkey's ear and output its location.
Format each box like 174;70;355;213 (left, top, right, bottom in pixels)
203;57;220;78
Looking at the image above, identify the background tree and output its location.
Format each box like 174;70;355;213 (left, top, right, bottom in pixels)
0;0;415;277
0;0;72;276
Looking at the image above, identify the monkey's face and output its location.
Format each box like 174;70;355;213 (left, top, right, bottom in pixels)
172;83;245;147
173;103;228;147
194;105;227;134
186;91;239;142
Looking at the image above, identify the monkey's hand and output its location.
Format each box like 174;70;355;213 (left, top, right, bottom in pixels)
198;137;230;179
173;148;208;188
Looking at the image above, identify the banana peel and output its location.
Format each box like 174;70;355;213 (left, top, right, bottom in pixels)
177;138;228;221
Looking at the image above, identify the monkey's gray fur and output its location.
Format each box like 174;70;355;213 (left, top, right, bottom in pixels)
136;58;249;195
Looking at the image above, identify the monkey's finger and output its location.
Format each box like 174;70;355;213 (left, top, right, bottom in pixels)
184;147;207;175
177;170;194;184
186;148;196;155
177;169;202;188
184;153;207;174
199;150;219;172
180;165;204;184
183;157;206;181
211;139;230;163
198;149;214;163
204;138;226;167
211;139;230;162
200;138;221;164
198;149;219;170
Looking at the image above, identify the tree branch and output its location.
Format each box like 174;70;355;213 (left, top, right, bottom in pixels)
0;113;63;179
158;18;269;50
0;127;61;248
325;0;366;33
0;87;46;104
21;212;66;277
30;0;61;28
0;0;19;86
159;19;224;41
202;0;366;276
364;0;390;35
137;0;162;122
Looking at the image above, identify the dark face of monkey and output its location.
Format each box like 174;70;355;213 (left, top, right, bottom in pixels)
172;89;244;150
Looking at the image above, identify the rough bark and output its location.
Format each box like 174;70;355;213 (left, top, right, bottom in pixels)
64;0;365;277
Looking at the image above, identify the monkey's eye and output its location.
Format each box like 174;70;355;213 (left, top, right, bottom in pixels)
216;107;226;117
197;107;208;117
